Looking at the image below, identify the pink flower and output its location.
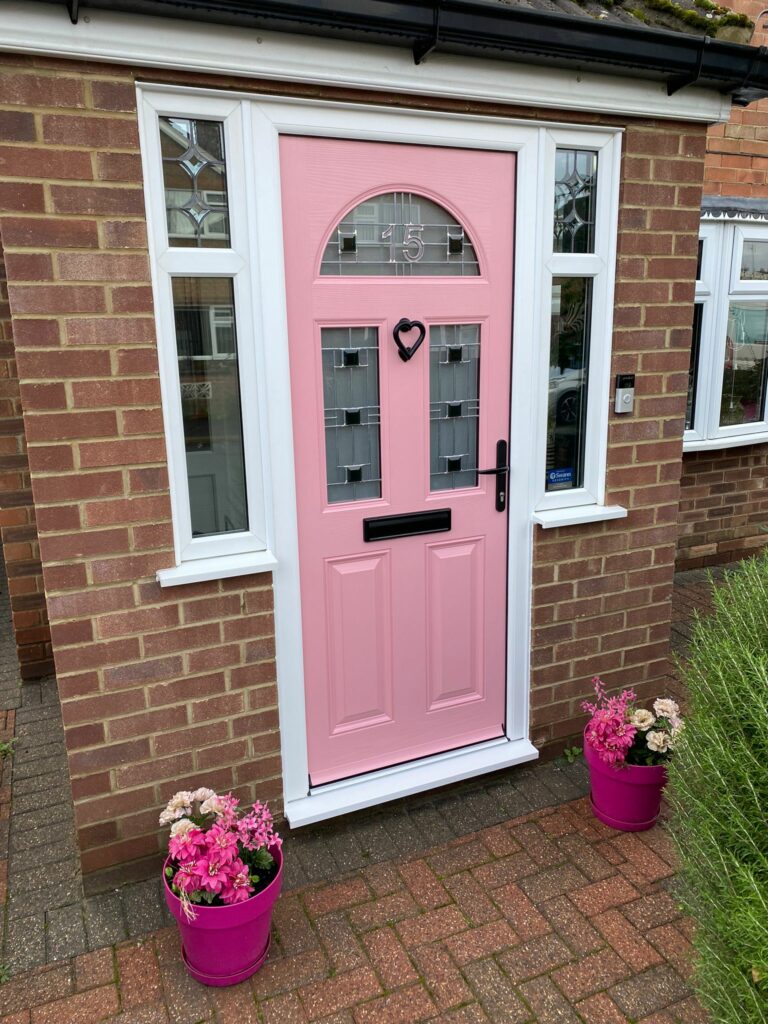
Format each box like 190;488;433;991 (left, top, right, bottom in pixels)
173;860;202;894
168;826;207;863
220;859;254;905
238;801;281;851
196;855;231;893
205;823;239;864
582;678;638;766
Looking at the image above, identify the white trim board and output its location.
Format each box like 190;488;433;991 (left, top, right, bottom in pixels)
2;1;731;124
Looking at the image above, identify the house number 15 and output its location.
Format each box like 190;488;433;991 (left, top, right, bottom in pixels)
382;223;424;263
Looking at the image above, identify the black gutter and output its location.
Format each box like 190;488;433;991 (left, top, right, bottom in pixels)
43;0;768;104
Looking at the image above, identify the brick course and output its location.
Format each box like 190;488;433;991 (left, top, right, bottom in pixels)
0;54;709;873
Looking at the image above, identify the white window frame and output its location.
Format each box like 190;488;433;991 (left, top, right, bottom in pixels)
532;128;623;520
140;93;275;574
685;219;768;451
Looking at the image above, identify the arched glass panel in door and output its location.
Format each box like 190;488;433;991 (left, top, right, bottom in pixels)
320;192;480;276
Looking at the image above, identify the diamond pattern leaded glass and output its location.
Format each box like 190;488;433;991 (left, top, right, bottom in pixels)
160;117;230;248
430;324;481;491
321;193;480;276
322;327;382;503
553;149;598;254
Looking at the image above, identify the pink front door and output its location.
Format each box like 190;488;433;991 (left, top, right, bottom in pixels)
281;137;516;786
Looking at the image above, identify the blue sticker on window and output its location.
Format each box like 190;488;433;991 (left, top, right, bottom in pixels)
547;468;573;487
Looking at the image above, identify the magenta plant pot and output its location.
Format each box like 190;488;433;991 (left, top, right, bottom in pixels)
583;730;668;832
163;844;283;987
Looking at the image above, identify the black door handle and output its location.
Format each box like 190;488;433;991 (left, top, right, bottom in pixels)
478;439;509;512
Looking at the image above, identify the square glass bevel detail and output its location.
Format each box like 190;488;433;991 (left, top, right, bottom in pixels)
430;324;481;492
321;327;382;504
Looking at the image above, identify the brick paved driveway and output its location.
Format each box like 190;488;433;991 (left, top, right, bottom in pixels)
0;796;704;1024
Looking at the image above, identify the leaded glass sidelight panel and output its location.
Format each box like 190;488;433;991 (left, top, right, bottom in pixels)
686;303;704;431
321;193;480;276
160;117;230;248
430;324;481;491
546;278;592;491
172;278;248;536
322;327;382;503
740;240;768;281
720;302;768;426
554;149;598;254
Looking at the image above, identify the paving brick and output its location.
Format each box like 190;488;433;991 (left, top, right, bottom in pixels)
0;964;73;1015
555;833;617;881
411;943;473;1011
575;991;632;1024
539;895;604;955
594;908;664;970
427;840;493;878
45;904;86;962
519;864;589;905
496;933;574;983
272;895;319;956
360;928;418;989
646;923;695;978
439;1006;491;1023
444;919;518;965
609;965;692;1018
395;905;468;948
29;985;119;1024
611;833;677;883
252;950;329;1000
472;852;539;890
298;967;382;1020
316;912;366;973
622;891;683;932
360;861;403;898
518;975;582;1023
261;991;309;1024
351;984;436;1024
84;893;127;948
509;822;564;867
552;948;633;1001
152;928;213;1024
348;892;419;932
568;875;640;916
478;824;521;858
117;942;163;1008
463;959;530;1023
74;948;115;991
442;872;500;925
492;883;551;939
304;877;372;918
398;858;451;909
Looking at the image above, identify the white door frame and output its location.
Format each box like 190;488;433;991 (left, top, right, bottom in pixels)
139;85;622;825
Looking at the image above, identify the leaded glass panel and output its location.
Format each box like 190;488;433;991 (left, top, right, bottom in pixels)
321;193;480;276
430;324;481;491
160;117;230;248
546;278;591;491
720;302;768;426
686;303;703;431
322;327;382;503
172;278;248;536
554;149;598;254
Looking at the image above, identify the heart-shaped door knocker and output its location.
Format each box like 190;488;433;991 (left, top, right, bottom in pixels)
393;318;426;363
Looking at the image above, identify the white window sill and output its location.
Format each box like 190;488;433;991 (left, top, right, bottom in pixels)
157;550;278;587
683;433;768;453
532;505;628;529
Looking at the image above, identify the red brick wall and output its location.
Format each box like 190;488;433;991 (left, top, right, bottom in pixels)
0;61;281;885
0;55;706;874
530;123;705;752
677;3;768;569
0;230;51;678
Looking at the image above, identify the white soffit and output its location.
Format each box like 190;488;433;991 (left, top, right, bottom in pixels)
1;1;732;123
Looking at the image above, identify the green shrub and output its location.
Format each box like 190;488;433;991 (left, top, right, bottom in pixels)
669;552;768;1023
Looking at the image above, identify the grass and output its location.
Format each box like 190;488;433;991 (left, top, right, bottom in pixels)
668;552;768;1023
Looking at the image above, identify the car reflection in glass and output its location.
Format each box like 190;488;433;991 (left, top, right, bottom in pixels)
549;366;583;426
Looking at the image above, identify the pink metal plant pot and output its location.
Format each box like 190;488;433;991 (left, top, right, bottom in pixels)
584;729;668;832
163;843;283;987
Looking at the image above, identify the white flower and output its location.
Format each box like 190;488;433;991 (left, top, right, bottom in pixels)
170;817;196;837
200;795;228;816
670;716;685;736
158;790;194;825
646;730;671;753
630;709;655;731
192;787;216;803
653;698;679;719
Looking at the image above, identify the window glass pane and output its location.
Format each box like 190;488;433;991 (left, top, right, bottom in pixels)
554;149;598;254
686;303;704;431
720;302;768;427
740;240;768;281
160;117;230;248
172;278;248;536
546;278;592;491
696;239;704;281
430;324;480;491
322;327;381;503
321;192;479;276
